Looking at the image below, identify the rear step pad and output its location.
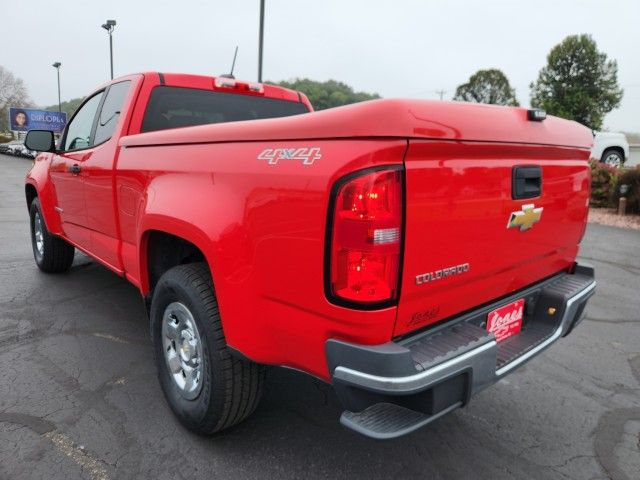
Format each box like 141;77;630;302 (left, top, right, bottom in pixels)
496;322;553;369
403;322;494;372
341;402;461;440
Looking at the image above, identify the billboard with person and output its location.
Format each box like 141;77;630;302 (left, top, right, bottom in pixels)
9;107;67;133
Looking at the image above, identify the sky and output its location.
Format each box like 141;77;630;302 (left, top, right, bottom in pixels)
3;0;639;132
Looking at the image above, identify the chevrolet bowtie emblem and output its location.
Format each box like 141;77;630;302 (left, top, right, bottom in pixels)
507;204;543;231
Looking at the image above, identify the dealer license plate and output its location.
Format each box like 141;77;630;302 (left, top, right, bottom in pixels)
486;298;524;342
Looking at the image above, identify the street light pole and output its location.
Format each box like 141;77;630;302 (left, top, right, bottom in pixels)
109;31;113;79
101;19;117;80
52;62;61;112
258;0;264;82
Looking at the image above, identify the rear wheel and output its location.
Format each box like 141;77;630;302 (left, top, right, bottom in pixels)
29;198;75;273
150;263;265;434
601;149;624;168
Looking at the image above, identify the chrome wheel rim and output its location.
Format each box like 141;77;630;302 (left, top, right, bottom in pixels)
604;153;621;168
162;302;204;399
34;212;44;256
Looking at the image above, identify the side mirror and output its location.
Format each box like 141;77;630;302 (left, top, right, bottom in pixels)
25;130;56;153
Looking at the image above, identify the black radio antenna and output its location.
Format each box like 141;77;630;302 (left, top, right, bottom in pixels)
220;47;238;79
229;46;238;78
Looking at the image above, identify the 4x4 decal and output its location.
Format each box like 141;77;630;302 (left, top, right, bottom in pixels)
258;147;322;166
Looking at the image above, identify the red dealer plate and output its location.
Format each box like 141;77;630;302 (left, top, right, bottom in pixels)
486;298;524;342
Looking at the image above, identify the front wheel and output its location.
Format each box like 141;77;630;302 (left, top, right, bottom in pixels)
601;149;624;168
29;198;75;273
150;263;265;434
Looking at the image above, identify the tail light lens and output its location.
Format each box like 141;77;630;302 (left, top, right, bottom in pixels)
327;168;403;306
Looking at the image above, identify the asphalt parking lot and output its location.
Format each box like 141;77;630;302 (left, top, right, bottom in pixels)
1;153;639;480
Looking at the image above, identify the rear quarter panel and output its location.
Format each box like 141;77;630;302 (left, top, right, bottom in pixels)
117;138;406;379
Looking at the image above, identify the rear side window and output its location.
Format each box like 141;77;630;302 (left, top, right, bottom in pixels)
141;86;309;133
94;80;131;145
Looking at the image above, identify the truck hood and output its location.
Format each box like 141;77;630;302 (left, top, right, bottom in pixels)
594;131;626;138
120;99;593;149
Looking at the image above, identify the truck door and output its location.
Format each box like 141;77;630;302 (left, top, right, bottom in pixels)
81;80;132;271
50;91;105;250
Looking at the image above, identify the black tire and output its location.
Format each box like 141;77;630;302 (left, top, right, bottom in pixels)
150;263;265;434
29;198;75;273
601;148;624;168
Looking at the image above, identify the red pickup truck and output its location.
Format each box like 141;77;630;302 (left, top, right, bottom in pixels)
24;72;596;439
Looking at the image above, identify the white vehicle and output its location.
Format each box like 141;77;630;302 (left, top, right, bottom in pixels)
12;144;27;157
591;132;629;168
1;140;35;158
2;141;25;156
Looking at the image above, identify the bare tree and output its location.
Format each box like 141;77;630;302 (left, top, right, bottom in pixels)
0;65;32;132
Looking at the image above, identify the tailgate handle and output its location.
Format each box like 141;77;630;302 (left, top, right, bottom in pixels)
512;166;541;199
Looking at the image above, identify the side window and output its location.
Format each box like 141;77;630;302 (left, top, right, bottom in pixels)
62;92;104;151
94;81;131;145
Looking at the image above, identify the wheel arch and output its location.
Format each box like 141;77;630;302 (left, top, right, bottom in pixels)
138;222;215;297
24;180;57;232
25;157;63;235
601;146;625;162
25;183;37;210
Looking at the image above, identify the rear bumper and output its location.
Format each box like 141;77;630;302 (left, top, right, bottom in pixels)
326;263;596;439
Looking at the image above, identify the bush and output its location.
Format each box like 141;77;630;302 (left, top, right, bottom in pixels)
589;160;620;207
612;166;640;214
0;133;13;144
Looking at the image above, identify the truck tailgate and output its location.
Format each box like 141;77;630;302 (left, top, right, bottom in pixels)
395;140;591;336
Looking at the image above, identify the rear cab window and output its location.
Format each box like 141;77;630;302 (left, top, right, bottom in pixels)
94;80;131;145
140;86;309;133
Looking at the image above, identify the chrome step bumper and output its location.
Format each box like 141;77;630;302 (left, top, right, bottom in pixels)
327;264;596;439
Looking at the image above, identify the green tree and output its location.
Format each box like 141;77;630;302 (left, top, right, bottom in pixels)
530;34;622;130
44;97;84;118
453;69;519;106
272;78;380;110
0;65;33;132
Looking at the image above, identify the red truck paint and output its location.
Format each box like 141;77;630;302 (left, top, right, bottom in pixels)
26;72;593;385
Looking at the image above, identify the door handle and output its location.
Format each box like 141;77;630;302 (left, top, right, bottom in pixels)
69;164;81;175
512;166;541;199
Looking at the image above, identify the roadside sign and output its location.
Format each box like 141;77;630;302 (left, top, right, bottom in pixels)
9;107;67;133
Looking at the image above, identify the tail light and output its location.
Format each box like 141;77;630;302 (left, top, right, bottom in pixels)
326;167;403;306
